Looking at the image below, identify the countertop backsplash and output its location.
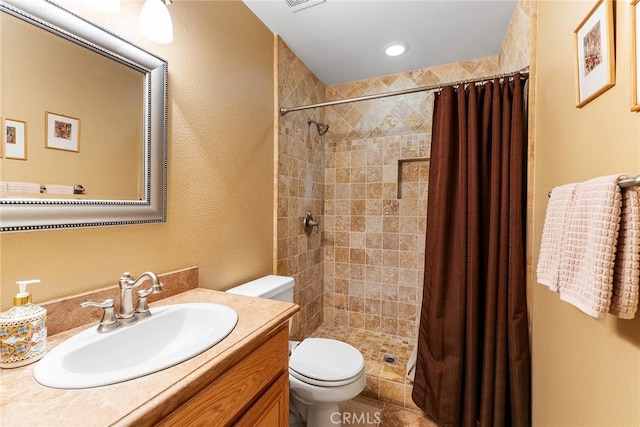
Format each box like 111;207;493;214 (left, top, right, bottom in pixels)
41;266;198;335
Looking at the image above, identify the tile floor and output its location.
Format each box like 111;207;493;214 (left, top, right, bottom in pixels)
339;396;438;427
309;324;438;426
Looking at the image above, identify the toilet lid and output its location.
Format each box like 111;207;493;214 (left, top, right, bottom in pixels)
289;338;365;384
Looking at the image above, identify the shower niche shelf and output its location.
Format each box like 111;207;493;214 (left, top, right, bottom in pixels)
397;158;430;199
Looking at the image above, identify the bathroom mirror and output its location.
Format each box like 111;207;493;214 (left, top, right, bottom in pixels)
0;0;167;232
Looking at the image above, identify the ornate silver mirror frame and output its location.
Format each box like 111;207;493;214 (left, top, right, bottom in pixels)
0;0;167;232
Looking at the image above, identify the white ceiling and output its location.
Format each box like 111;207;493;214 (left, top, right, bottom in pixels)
243;0;519;85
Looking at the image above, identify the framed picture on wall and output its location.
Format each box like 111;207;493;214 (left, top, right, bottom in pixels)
573;0;615;108
4;118;27;160
45;112;80;152
632;0;640;111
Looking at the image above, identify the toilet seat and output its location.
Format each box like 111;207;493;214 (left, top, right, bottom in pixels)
289;338;365;387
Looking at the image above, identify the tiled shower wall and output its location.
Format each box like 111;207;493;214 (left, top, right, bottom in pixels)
321;58;499;341
276;0;533;344
276;38;326;340
319;0;533;342
498;0;536;317
497;0;533;74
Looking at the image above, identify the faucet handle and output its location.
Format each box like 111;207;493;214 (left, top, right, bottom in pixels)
80;298;121;333
135;282;164;318
303;211;320;235
135;289;153;318
80;298;115;309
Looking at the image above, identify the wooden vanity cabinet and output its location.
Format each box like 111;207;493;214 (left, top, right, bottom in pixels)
159;324;289;426
235;373;289;426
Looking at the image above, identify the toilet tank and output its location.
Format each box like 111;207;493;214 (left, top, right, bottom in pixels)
226;275;294;303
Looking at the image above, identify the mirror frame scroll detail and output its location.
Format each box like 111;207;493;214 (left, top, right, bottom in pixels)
0;0;168;232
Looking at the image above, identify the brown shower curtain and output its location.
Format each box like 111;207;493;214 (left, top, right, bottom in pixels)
412;75;530;427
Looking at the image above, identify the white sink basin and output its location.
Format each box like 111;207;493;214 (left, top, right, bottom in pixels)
34;303;238;389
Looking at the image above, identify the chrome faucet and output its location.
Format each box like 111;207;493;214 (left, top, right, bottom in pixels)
118;271;164;324
80;271;164;332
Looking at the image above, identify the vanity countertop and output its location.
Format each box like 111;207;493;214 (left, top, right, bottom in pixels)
0;288;298;426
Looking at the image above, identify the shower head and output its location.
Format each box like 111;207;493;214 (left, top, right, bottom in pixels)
307;118;329;136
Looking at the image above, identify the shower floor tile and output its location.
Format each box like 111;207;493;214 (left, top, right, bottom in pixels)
309;324;428;416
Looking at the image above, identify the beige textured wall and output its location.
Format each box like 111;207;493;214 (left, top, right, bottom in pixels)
533;0;640;425
0;1;274;309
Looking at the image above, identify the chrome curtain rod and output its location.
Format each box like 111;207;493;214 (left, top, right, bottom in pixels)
280;66;530;116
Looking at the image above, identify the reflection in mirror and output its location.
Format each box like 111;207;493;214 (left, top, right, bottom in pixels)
2;11;144;200
0;0;167;232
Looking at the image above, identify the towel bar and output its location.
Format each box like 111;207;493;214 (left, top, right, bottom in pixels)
619;175;640;188
548;175;640;197
39;184;85;194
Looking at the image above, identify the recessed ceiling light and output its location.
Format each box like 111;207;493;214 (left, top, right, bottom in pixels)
385;42;408;57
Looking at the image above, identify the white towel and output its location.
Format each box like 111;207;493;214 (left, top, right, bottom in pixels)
45;184;74;195
558;174;623;318
537;183;577;291
0;182;8;194
7;181;40;193
609;186;640;319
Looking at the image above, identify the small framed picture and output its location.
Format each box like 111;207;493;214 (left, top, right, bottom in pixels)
632;0;640;111
45;112;80;152
573;0;615;108
4;118;27;160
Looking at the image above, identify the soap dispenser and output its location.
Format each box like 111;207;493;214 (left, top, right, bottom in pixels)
0;280;47;368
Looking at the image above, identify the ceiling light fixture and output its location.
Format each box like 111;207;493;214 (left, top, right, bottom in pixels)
385;42;408;57
139;0;174;44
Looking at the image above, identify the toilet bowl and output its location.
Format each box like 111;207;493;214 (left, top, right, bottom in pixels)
289;338;366;426
226;275;366;427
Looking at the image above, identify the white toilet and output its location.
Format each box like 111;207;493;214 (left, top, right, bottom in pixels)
226;275;366;427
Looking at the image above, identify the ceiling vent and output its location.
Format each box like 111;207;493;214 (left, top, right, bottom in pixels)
285;0;325;13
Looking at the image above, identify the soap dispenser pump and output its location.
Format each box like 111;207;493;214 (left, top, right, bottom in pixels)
0;280;47;368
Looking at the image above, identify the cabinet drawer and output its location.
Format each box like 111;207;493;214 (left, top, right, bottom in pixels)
160;326;288;426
